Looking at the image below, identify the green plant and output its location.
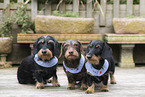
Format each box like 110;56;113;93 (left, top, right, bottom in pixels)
52;10;78;17
126;15;145;18
0;2;33;37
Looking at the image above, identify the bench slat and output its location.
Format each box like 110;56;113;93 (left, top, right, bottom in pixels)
17;34;102;44
105;34;145;44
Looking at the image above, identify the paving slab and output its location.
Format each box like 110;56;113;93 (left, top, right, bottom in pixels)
0;66;145;97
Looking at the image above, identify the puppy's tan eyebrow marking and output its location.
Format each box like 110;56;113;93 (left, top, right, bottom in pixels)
96;45;99;47
38;39;44;44
48;40;54;43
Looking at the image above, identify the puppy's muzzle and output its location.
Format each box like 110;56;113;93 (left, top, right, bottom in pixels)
38;48;53;61
42;49;47;55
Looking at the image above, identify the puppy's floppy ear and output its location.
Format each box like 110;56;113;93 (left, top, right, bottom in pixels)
85;40;92;55
77;40;84;54
58;42;65;58
101;42;112;59
33;37;41;56
53;38;61;57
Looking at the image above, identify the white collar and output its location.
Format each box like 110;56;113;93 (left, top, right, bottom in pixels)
63;54;85;74
85;59;109;76
34;54;58;67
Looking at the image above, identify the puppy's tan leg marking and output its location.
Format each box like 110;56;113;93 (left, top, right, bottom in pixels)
67;81;75;90
80;82;88;90
52;76;60;87
101;84;109;92
85;83;95;94
36;81;44;89
110;73;117;84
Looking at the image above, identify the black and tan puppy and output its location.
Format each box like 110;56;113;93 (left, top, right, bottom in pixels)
85;40;116;94
17;35;60;89
61;39;87;90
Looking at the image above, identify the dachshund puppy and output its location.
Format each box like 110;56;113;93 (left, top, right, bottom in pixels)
85;40;116;94
61;39;87;90
17;35;60;89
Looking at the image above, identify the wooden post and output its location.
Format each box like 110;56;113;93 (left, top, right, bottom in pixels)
140;0;145;16
73;0;79;16
45;1;52;15
31;0;37;22
113;0;119;18
3;0;10;22
18;0;24;3
100;0;106;26
59;1;65;14
127;0;133;16
87;0;92;18
4;0;10;7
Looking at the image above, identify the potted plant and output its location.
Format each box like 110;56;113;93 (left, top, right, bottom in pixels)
0;22;13;68
0;2;33;68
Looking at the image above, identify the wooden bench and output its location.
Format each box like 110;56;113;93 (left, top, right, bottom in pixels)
17;34;102;63
105;34;145;68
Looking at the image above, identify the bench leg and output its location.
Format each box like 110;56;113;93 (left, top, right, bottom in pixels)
0;54;12;68
30;44;34;55
119;45;135;68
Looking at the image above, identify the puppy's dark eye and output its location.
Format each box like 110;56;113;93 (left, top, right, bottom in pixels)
73;44;78;47
65;44;69;47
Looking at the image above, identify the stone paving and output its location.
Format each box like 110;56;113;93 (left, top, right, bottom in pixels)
0;66;145;97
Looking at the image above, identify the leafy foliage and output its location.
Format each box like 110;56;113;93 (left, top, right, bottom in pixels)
0;3;32;37
52;10;78;17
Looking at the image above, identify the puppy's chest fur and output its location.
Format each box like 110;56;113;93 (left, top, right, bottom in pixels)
34;62;57;76
64;58;80;68
63;58;86;80
87;59;110;79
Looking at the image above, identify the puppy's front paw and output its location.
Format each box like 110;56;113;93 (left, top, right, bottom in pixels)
36;82;44;89
85;88;94;94
101;84;109;92
85;83;94;94
53;82;60;87
110;73;117;84
80;83;87;90
52;76;60;87
67;83;75;90
110;80;117;84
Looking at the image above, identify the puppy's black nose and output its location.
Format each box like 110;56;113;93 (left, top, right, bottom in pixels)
87;55;92;59
69;51;73;55
42;50;47;54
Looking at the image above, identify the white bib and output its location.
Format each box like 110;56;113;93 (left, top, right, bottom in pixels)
63;54;85;74
85;59;109;76
34;54;58;68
